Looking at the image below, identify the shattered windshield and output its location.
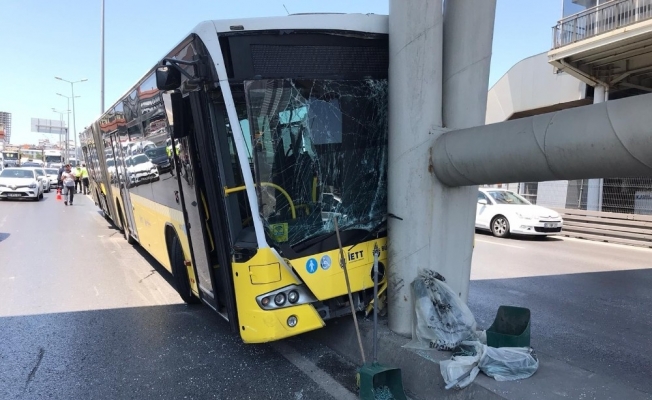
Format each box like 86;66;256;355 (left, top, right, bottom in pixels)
245;79;388;247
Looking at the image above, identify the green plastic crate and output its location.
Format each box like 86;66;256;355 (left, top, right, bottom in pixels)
487;306;531;348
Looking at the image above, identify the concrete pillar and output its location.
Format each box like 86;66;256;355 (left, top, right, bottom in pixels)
587;85;607;211
387;0;444;337
387;0;497;337
436;0;496;302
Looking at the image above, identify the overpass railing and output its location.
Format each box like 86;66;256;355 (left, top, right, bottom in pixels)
552;0;652;49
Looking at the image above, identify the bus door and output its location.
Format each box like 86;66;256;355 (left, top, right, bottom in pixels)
167;90;236;323
110;133;139;241
168;92;218;312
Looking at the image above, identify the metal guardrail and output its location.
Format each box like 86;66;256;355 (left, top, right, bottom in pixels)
555;208;652;247
552;0;652;48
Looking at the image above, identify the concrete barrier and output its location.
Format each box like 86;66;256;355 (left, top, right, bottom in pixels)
556;208;652;247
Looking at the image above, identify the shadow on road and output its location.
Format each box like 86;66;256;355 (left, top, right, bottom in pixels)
0;304;347;400
0;232;10;242
475;229;564;242
131;241;177;290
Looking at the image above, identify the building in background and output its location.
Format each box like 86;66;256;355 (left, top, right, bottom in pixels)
0;112;11;144
485;0;652;216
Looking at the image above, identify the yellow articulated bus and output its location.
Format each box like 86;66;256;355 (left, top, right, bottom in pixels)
81;14;389;343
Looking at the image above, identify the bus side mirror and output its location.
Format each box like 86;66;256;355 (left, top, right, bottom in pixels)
156;65;181;91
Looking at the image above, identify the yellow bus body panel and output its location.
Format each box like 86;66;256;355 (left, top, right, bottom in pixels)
233;237;387;343
290;237;388;300
232;248;325;343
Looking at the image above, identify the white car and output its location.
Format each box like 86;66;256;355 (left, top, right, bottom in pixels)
126;154;159;187
45;168;60;190
28;167;51;193
0;168;44;201
476;188;563;238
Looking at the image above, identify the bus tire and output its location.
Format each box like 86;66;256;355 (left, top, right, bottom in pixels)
117;204;136;245
170;235;199;304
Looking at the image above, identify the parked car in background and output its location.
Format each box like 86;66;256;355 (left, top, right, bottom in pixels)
125;154;160;187
476;188;563;238
28;167;51;193
145;146;172;173
0;168;44;201
45;168;59;191
20;162;43;168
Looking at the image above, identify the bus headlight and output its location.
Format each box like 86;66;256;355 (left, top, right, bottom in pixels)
256;284;317;311
287;315;298;328
287;290;299;304
274;293;286;306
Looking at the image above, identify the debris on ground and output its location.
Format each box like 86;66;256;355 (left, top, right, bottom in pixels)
441;340;539;389
405;269;480;350
373;385;396;400
402;269;539;389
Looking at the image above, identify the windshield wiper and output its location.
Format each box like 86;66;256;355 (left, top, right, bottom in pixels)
291;230;339;253
347;213;403;252
291;220;367;253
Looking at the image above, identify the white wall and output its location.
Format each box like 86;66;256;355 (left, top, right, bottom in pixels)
486;52;586;124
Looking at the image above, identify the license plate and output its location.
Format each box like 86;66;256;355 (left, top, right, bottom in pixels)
544;223;558;228
7;193;21;197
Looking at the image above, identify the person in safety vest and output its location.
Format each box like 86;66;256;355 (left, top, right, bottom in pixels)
73;166;83;193
80;163;90;195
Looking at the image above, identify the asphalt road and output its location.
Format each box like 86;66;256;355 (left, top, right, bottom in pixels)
469;231;652;396
0;192;359;400
4;190;652;398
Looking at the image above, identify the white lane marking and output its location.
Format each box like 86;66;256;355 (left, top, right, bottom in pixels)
0;216;7;228
271;341;357;400
475;239;525;249
94;286;99;296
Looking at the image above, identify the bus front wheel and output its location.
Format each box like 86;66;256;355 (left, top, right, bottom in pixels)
170;235;199;304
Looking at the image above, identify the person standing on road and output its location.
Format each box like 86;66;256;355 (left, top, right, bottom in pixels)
57;165;66;190
61;164;76;206
80;163;90;195
73;166;83;193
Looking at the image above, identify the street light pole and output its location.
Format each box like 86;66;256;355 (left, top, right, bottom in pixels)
101;0;105;113
57;93;78;163
52;108;69;151
55;77;87;164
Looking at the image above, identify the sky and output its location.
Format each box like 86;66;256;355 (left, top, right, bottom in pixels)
0;0;561;145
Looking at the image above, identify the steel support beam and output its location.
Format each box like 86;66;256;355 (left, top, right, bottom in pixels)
432;92;652;187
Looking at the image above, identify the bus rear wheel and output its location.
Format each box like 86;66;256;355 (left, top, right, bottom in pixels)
170;235;199;304
117;204;136;245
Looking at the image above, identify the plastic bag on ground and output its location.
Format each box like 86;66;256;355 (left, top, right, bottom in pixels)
478;346;539;381
405;269;478;350
440;357;481;390
440;341;484;390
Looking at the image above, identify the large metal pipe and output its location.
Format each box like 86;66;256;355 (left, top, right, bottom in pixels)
436;0;496;305
432;92;652;187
